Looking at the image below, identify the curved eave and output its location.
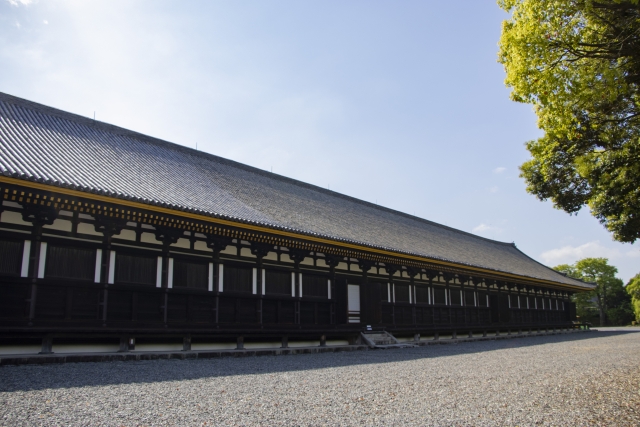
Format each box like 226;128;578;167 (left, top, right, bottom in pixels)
0;175;594;292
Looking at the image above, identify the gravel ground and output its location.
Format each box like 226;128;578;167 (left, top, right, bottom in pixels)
1;329;639;426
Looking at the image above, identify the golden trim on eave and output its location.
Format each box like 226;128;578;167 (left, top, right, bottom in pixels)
0;176;590;291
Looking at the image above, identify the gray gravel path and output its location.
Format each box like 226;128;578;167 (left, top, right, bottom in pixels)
1;330;639;426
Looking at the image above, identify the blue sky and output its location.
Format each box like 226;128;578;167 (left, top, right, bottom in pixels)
1;0;638;282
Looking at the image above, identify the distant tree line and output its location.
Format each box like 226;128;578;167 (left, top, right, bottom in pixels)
553;258;638;326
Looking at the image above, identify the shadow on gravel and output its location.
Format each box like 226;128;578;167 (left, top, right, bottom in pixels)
0;330;637;392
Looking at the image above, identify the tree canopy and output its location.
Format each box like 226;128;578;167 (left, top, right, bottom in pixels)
626;273;640;322
554;257;633;325
498;0;640;243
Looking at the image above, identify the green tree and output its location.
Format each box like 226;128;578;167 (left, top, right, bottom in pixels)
626;273;640;322
553;257;630;326
498;0;640;243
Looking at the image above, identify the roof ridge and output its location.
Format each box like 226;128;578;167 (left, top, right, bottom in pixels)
0;91;517;250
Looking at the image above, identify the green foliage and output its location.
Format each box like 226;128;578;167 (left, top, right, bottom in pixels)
498;0;640;243
626;274;640;322
553;257;633;325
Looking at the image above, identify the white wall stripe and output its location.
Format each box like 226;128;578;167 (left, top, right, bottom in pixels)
261;269;266;295
387;283;391;303
299;273;303;297
252;268;257;294
218;263;224;292
20;240;30;278
37;242;47;279
167;258;174;288
108;251;116;284
208;263;213;292
94;249;102;283
327;279;331;299
156;256;162;288
291;272;295;297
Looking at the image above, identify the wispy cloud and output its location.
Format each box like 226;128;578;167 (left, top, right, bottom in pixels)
493;166;506;174
489;186;499;193
43;20;48;25
15;21;21;29
540;240;640;266
6;0;33;6
472;223;503;234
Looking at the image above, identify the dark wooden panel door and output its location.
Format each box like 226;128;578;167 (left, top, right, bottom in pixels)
362;282;381;325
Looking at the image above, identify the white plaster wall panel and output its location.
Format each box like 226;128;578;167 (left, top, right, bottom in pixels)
0;210;31;226
379;267;387;276
135;343;183;352
281;253;293;263
243;342;282;349
191;343;237;350
117;229;137;241
194;241;210;252
2;201;21;208
77;222;102;236
316;258;328;268
220;246;236;255
336;262;348;270
141;232;160;244
300;258;314;266
350;264;362;273
42;219;72;232
172;238;190;249
240;247;256;258
288;341;321;348
54;344;120;354
0;345;41;355
262;252;278;261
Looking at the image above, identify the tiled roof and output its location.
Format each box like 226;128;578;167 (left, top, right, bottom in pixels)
0;92;591;289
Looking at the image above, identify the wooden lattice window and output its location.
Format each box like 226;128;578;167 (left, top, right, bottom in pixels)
415;285;430;303
173;259;208;290
223;265;252;294
433;287;446;304
464;290;475;306
449;288;462;305
302;274;328;298
394;284;410;302
46;245;95;281
265;269;290;296
0;239;22;276
115;253;156;285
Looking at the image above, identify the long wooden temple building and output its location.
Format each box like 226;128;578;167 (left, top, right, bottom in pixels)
0;92;593;354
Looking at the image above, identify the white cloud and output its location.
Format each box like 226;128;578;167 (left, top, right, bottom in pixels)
540;240;640;266
489;186;499;193
6;0;33;6
493;166;506;174
15;21;21;29
43;20;48;25
472;223;502;234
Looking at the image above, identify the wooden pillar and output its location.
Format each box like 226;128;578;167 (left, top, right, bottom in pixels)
289;249;311;326
425;270;438;327
407;267;419;327
40;335;53;355
386;264;400;327
183;336;192;351
324;255;342;325
94;216;126;326
250;242;274;326
206;235;233;326
20;204;59;326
